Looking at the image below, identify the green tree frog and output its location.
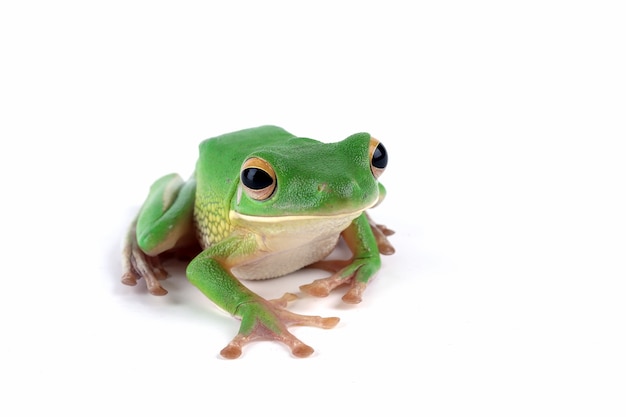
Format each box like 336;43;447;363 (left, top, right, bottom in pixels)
121;126;394;358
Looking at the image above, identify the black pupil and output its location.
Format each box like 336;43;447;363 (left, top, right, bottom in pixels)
372;143;388;169
241;168;273;190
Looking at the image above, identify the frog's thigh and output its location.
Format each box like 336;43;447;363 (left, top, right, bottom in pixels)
136;174;196;256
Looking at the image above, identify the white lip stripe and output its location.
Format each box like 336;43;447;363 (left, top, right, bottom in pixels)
229;200;377;223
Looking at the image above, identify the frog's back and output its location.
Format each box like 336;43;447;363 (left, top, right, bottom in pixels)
201;125;294;160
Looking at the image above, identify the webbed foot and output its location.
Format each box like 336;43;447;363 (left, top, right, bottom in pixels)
220;293;340;359
121;219;169;296
300;264;368;304
301;258;374;304
300;214;394;303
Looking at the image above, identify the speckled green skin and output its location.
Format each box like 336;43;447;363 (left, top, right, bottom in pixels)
129;125;391;358
193;126;379;246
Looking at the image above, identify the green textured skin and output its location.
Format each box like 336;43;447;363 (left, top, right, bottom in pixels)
187;125;383;312
194;125;379;226
136;173;196;256
132;125;388;357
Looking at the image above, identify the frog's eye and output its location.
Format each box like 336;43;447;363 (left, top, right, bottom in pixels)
241;157;276;200
369;138;388;179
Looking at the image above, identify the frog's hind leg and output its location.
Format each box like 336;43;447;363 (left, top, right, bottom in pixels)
121;173;196;296
122;218;169;295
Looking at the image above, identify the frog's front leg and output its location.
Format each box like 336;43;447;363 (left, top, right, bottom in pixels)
301;212;393;304
365;212;395;255
187;235;339;359
122;174;196;295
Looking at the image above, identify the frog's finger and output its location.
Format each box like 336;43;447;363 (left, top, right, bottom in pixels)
301;258;379;304
221;327;315;359
269;293;341;329
269;292;298;308
280;336;314;358
220;334;248;359
277;309;340;329
301;212;382;302
220;331;314;359
220;299;338;359
299;272;354;298
342;282;367;304
299;272;365;303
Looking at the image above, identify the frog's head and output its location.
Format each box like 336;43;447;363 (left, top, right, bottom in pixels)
231;132;388;219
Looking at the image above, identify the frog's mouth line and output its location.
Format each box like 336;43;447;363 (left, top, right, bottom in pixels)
229;201;377;223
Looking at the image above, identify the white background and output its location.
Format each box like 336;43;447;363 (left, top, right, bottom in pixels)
1;1;625;416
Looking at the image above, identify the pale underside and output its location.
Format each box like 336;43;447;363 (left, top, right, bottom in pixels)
228;210;365;280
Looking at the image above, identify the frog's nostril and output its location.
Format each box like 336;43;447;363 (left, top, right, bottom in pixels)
317;183;328;193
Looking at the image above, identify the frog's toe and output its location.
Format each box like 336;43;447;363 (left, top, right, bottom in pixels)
378;224;395;236
148;285;168;296
270;292;298;308
220;336;246;359
121;271;138;286
122;223;170;296
220;324;316;359
125;252;169;295
320;316;341;328
275;329;315;358
301;267;375;304
281;311;341;356
300;273;353;298
372;226;395;255
147;255;169;280
342;282;366;304
377;240;395;256
223;300;339;358
289;341;314;358
269;293;339;328
280;308;340;329
299;281;332;297
221;346;242;359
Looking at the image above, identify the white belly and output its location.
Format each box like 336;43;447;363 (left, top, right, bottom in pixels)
229;210;362;280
